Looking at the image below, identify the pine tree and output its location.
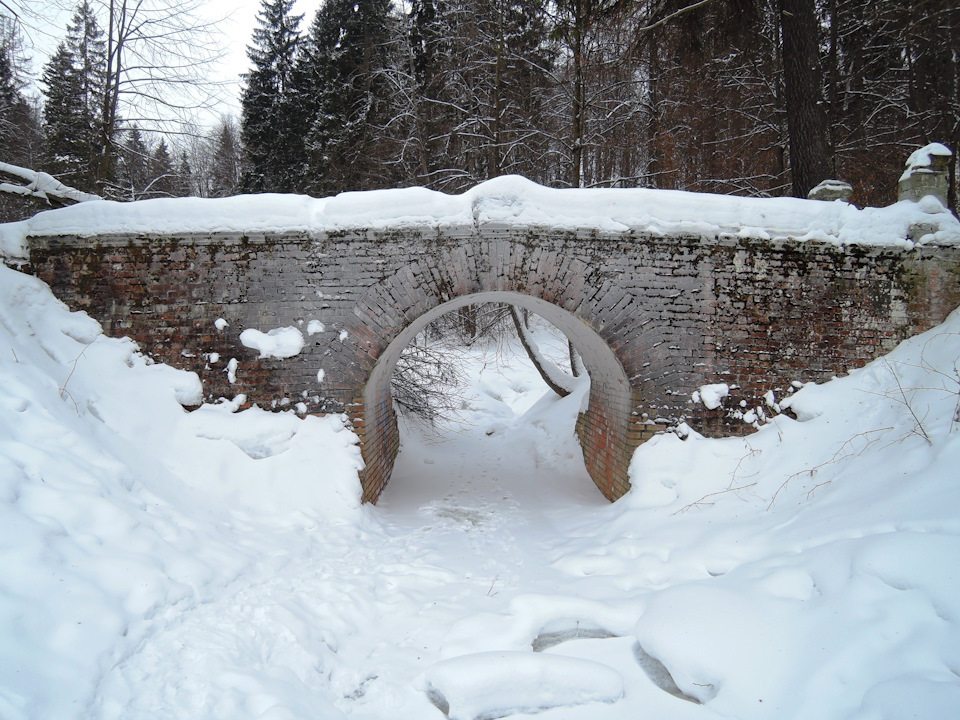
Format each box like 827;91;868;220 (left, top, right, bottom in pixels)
41;44;87;186
1;15;41;170
0;50;20;148
175;150;193;197
147;139;177;198
240;0;304;192
116;126;151;199
1;15;44;222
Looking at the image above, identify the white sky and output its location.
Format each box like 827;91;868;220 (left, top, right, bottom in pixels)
18;0;324;130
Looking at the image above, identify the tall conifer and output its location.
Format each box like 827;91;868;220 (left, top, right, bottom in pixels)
148;139;177;198
41;44;87;186
1;16;41;170
39;1;106;193
240;0;304;192
210;118;243;197
298;0;394;195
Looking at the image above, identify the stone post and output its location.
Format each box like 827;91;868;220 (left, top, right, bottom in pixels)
898;143;952;205
807;179;853;202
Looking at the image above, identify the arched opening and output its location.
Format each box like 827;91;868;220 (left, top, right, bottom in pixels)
358;291;634;503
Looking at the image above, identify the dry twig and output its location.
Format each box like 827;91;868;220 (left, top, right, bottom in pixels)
766;427;893;509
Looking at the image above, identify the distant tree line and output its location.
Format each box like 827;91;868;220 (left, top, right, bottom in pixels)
2;0;958;214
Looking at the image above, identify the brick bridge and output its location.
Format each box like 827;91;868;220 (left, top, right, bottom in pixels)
20;179;960;502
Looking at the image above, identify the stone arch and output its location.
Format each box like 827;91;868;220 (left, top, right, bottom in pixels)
354;290;635;503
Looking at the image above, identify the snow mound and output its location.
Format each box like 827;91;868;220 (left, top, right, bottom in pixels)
417;651;623;719
240;326;305;359
614;307;960;716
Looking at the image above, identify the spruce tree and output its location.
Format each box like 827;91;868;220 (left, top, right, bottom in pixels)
39;0;107;193
298;0;394;195
41;44;87;186
1;16;41;170
175;150;193;197
148;139;177;198
210;117;242;197
116;126;150;200
0;51;19;145
240;0;304;192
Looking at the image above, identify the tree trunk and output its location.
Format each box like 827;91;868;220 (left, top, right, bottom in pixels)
509;306;575;397
571;7;584;188
780;0;830;197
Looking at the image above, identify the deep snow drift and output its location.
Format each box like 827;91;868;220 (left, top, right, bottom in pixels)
1;256;958;719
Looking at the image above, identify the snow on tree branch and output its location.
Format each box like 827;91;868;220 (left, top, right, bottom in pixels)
0;162;101;208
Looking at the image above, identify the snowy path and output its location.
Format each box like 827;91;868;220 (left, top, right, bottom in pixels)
373;420;707;720
88;377;707;720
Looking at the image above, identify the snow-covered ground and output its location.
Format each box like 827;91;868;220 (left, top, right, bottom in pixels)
2;250;959;718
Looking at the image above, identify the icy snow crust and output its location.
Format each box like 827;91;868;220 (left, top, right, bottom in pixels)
3;176;960;261
2;254;960;719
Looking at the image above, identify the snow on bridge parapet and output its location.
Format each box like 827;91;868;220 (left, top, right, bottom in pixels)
6;176;960;262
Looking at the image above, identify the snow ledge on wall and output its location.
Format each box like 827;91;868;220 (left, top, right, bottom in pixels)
3;175;960;262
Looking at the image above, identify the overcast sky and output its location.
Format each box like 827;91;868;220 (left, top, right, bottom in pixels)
19;0;325;128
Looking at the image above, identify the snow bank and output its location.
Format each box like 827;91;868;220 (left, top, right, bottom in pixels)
612;310;960;717
0;263;365;720
4;176;958;262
